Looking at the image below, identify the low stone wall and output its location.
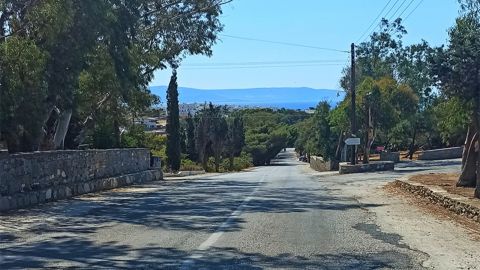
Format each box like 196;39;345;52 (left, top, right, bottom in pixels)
418;147;464;160
380;152;400;163
310;156;335;172
394;180;480;223
0;149;162;212
339;161;394;174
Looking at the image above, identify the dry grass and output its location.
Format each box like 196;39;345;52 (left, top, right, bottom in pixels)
368;150;420;162
409;173;476;199
398;150;420;161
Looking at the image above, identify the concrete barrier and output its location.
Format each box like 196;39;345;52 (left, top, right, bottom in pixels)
418;147;464;160
339;161;395;174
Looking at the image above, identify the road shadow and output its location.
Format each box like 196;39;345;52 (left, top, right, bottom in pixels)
0;240;423;269
0;150;391;269
1;177;384;236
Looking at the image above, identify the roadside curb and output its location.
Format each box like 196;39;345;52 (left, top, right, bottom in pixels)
393;177;480;223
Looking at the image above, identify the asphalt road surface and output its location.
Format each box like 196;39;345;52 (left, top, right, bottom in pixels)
0;149;466;269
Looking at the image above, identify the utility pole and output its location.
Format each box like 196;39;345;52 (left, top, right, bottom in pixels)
350;43;357;165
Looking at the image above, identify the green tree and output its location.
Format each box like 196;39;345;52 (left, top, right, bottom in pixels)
195;103;228;172
180;123;187;155
185;114;197;161
225;116;245;170
433;97;470;146
0;0;228;153
242;109;289;166
0;37;47;153
166;71;181;172
431;11;480;195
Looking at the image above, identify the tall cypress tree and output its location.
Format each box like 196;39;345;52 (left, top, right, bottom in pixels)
166;70;181;171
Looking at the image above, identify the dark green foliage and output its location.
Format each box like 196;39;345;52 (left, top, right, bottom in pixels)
225;116;245;170
241;109;292;166
121;125;148;149
0;37;47;153
295;102;336;160
195;103;228;172
432;97;470;146
0;0;226;153
166;71;181;172
180;123;187;154
186;114;197;161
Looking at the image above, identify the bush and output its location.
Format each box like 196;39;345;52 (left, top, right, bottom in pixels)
180;159;204;171
206;153;253;172
232;152;253;171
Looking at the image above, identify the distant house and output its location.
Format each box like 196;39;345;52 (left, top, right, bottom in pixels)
134;117;158;130
134;117;168;133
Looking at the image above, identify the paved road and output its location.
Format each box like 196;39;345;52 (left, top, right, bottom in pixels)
0;149;463;269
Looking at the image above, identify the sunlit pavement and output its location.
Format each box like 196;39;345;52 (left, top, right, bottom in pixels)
0;149;463;269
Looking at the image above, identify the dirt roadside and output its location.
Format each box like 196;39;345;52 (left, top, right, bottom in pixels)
305;165;480;270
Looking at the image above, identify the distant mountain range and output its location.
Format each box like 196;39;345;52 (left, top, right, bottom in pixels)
149;86;345;110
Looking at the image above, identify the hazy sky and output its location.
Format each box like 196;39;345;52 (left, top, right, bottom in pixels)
151;0;460;90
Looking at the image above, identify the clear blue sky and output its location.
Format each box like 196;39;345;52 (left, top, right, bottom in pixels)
151;0;460;90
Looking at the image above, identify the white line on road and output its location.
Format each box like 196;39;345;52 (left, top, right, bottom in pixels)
180;172;270;269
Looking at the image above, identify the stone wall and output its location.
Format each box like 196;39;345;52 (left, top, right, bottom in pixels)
339;161;395;174
309;156;335;172
418;147;464;160
394;180;480;223
380;152;400;163
0;149;162;212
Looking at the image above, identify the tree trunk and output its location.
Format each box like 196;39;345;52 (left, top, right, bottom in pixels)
4;130;21;154
458;124;477;187
335;131;345;162
476;129;480;199
407;125;418;160
475;85;480;198
53;109;72;150
74;94;112;147
363;107;374;164
461;125;472;168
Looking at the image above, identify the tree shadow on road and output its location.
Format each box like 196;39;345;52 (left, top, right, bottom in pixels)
1;176;384;235
0;238;423;269
0;170;389;269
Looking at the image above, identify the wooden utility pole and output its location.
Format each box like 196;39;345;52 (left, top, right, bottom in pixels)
350;43;357;165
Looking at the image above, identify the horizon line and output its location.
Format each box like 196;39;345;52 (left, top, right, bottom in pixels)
149;86;345;92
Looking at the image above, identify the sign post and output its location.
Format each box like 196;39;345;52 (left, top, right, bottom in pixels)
345;137;360;165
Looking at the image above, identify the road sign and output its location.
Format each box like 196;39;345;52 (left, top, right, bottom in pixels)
345;137;361;146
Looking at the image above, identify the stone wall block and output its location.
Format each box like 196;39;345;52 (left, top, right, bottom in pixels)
0;149;161;212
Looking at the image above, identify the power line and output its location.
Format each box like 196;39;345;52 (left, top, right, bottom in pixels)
361;0;402;43
365;0;402;40
397;0;417;19
383;0;402;20
181;63;346;70
404;0;425;22
219;34;349;53
387;0;409;22
356;0;394;43
183;59;347;67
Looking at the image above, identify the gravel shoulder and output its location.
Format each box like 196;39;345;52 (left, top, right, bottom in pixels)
304;162;480;270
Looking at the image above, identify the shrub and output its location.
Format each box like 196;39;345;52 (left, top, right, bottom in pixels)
180;159;204;171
